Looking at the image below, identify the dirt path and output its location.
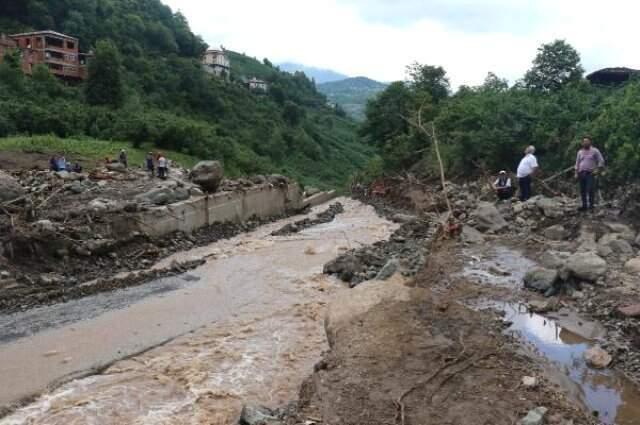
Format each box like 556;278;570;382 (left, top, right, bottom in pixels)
0;198;397;422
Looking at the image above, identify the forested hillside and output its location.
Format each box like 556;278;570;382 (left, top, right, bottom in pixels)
361;41;640;183
0;0;372;188
318;77;388;121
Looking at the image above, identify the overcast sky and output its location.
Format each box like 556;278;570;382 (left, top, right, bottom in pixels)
162;0;640;87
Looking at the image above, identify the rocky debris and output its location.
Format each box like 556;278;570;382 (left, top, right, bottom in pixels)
584;346;612;369
305;186;321;197
616;304;640;318
238;405;284;425
543;224;567;241
528;299;558;314
461;225;485;244
605;222;636;242
267;174;289;187
0;170;24;202
271;203;344;236
472;202;508;233
105;162;127;173
54;170;83;181
375;259;400;280
392;213;418;223
535;196;564;218
565;252;607;282
190;160;223;192
324;220;432;286
524;268;559;293
519;407;548;425
32;219;56;233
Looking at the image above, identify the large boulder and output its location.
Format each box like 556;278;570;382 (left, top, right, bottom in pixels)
190;161;224;192
539;250;571;270
566;252;607;282
136;187;176;206
524;268;558;292
0;170;24;203
605;222;636;242
535;197;564;218
472;202;508;233
105;162;127;173
239;405;283;425
543;225;567;241
461;225;485;244
625;258;640;275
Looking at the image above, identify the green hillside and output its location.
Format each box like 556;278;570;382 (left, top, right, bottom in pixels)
318;77;388;121
0;0;372;188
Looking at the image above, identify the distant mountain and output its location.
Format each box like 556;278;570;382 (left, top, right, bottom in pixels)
318;77;388;121
279;62;349;84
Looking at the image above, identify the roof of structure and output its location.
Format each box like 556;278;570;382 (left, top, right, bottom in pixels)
10;30;78;41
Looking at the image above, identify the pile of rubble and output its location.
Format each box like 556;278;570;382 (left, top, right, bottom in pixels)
271;202;343;236
323;217;434;286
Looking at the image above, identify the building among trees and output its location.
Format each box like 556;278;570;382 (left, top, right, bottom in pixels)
247;77;268;91
202;48;230;79
587;67;640;86
0;31;90;80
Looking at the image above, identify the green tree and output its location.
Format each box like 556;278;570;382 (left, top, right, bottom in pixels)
406;62;450;103
524;40;584;91
86;40;125;108
360;81;413;147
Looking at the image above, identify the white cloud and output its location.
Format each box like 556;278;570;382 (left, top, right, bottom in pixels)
162;0;640;87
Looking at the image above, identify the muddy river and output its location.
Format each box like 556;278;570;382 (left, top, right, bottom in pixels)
0;198;397;424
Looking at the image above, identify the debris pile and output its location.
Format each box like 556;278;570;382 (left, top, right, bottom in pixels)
271;202;343;236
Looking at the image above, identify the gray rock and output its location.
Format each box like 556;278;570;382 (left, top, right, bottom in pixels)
566;252;607;282
539;250;571;270
106;162;127;173
173;187;191;202
251;175;267;185
605;222;636;242
609;239;634;255
69;181;84;194
268;174;289;186
305;186;321;196
584;346;612;369
32;220;55;233
239;405;282;425
54;171;82;181
519;407;548;425
536;197;564;218
190;161;224;192
323;254;363;283
461;225;485;244
472;202;508;233
524;268;558;292
189;187;204;197
543;224;567;241
392;213;418;224
376;259;400;280
136;187;176;206
0;170;24;203
624;257;640;274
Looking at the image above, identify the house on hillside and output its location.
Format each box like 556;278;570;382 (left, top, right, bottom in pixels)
202;48;230;79
247;77;268;91
0;31;90;80
587;67;640;86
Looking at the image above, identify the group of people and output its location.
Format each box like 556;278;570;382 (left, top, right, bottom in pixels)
145;152;169;179
49;154;82;173
493;136;605;212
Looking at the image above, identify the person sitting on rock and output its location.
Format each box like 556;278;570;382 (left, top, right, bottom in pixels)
493;170;513;200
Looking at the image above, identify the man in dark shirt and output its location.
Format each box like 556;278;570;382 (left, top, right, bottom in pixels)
575;136;605;211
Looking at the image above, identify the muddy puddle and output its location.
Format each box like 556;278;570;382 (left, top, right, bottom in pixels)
0;198;397;424
464;245;640;425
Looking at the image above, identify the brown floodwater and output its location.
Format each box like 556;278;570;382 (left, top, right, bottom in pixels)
0;198;397;424
464;245;640;425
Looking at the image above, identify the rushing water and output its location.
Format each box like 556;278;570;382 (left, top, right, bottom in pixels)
0;198;397;424
464;245;640;425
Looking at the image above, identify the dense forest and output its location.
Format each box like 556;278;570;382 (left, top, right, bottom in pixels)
0;0;372;187
361;40;640;184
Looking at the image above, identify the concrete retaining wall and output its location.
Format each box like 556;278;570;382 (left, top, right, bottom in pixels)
303;190;337;208
135;184;303;238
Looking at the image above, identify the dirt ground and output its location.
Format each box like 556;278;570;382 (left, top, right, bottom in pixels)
285;240;592;425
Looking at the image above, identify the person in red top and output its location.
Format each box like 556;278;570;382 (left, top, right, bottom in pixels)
575;136;605;212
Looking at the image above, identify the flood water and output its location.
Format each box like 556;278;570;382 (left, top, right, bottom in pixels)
464;246;640;425
0;198;397;424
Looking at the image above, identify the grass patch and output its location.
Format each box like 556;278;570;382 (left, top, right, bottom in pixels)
0;135;200;168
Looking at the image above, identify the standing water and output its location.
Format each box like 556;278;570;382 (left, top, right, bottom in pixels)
0;198;397;424
464;246;640;425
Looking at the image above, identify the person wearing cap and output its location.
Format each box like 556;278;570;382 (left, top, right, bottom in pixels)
575;136;605;212
516;145;539;201
493;171;513;200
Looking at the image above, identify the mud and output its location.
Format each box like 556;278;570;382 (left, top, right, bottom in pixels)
0;198;397;423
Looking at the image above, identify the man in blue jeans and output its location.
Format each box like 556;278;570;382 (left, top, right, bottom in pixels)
517;146;539;201
575;136;605;212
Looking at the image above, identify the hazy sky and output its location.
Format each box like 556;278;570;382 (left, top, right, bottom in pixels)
162;0;640;87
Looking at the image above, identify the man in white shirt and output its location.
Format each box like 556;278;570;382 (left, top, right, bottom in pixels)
516;146;539;201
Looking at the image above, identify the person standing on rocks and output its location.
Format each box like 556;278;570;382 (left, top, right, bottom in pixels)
119;149;128;168
575;136;605;212
146;152;155;177
516;145;539;201
157;153;168;179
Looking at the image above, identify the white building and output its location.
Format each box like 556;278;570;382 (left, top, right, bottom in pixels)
247;77;268;91
202;48;230;79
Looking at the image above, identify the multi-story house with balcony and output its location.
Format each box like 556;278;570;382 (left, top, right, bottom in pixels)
3;30;89;80
202;48;230;79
